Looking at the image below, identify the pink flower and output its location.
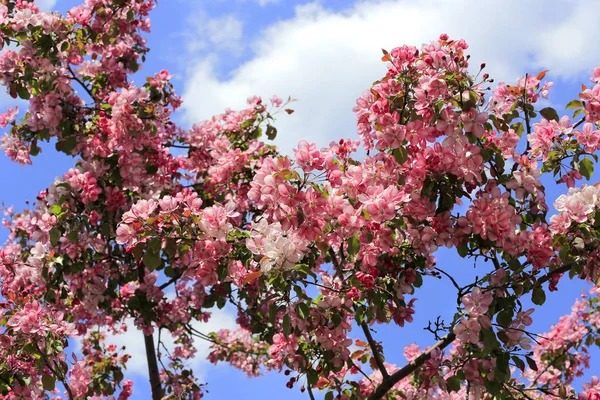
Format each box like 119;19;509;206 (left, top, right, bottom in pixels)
158;195;179;213
69;359;92;398
581;377;600;400
130;199;158;220
116;223;137;245
0;134;32;164
294;140;324;172
7;300;43;334
0;106;18;128
454;318;481;344
574;123;600;153
462;287;493;316
270;95;283;108
460;109;488;138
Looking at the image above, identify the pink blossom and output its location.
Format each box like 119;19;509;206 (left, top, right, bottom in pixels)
462;287;493;316
454;318;481;344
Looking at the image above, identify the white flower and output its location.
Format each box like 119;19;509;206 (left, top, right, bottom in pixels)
260;235;302;273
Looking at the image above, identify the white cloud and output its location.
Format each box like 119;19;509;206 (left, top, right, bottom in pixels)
252;0;280;6
36;0;57;10
180;0;600;155
184;11;244;54
102;309;238;378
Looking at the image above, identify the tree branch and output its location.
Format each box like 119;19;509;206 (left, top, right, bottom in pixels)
67;65;96;101
137;264;164;400
366;261;573;399
143;333;164;400
367;332;456;400
307;381;316;400
359;320;389;379
328;247;344;280
535;263;571;286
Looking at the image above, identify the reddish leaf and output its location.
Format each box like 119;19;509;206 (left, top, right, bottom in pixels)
381;49;392;62
536;70;549;80
242;271;263;285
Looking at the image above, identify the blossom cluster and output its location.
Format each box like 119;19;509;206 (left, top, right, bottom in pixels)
2;0;600;398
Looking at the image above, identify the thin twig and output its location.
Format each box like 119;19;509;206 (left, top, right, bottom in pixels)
67;65;96;101
359;320;389;379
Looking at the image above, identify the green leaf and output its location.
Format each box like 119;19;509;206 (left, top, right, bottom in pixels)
497;309;513;328
532;286;546;306
269;304;278;324
17;85;30;100
164;266;177;278
147;237;162;253
565;100;583;110
484;379;502;397
494;353;510;383
586;334;595;346
325;392;334;400
559;244;570;262
482;327;500;349
457;243;468;258
41;374;55;391
510;122;524;138
480;149;492;163
142;251;161;271
446;376;461;392
50;205;62;215
494;151;505;172
512;356;525;372
145;163;158;175
580;158;594;180
525;356;538;371
346;234;360;256
331;313;342;327
164;238;177;258
392;147;407;165
266;125;277;140
127;296;141;310
70;262;85;273
574;107;587;118
282;314;291;336
56;136;77;154
296;302;310;320
539;107;559;122
508;258;521;271
307;369;318;386
67;231;79;243
132;243;145;261
49;228;60;246
143;238;162;271
413;272;423;288
178;243;191;257
29;144;40;156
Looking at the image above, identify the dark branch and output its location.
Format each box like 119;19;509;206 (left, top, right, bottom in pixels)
367;332;456;400
67;65;96;101
359;320;389;379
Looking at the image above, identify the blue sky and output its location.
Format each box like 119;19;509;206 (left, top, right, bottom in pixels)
1;0;600;399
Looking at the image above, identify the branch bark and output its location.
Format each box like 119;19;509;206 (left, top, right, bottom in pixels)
367;332;456;400
359;321;389;379
137;263;164;400
144;332;164;400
